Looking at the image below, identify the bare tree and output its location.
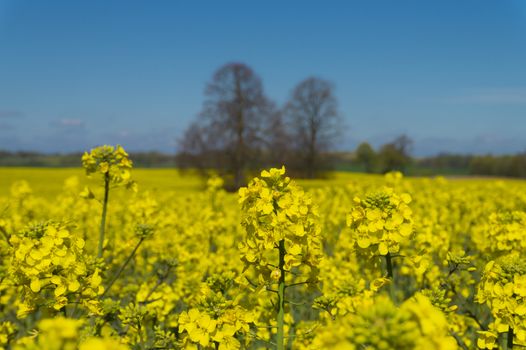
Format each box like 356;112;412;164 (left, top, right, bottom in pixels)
262;103;291;168
177;62;272;189
284;77;342;178
176;121;213;175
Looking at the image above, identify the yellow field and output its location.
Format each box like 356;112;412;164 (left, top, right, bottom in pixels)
0;167;511;198
2;157;526;349
0;168;203;197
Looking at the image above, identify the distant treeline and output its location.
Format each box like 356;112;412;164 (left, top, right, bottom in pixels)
347;140;526;178
417;153;526;178
0;151;176;168
2;148;526;179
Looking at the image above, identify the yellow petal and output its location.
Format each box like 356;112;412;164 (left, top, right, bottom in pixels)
516;304;526;316
400;193;412;204
68;280;81;292
30;279;41;293
55;284;66;297
399;223;412;236
357;236;371;248
378;242;389;255
288;244;302;255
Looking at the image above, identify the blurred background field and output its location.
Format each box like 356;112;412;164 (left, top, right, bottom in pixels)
0;168;367;198
0;168;199;197
1;167;523;199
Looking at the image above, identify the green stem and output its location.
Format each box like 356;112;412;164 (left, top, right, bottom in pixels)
140;268;171;304
507;327;514;349
385;252;393;279
385;252;396;302
102;237;144;297
98;172;110;259
277;239;286;350
0;226;11;246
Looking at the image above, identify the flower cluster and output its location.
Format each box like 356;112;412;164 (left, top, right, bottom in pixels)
310;293;457;350
13;317;83;350
238;167;322;284
81;144;135;189
178;305;254;350
0;321;16;350
476;254;526;348
475;211;526;257
347;187;413;256
178;273;255;349
313;275;388;317
11;317;129;350
7;222;103;316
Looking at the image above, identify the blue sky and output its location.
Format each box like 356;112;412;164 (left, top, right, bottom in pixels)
1;0;526;156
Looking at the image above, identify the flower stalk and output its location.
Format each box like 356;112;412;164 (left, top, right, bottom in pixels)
385;252;396;302
507;327;514;349
98;172;110;259
277;239;286;350
102;236;145;297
